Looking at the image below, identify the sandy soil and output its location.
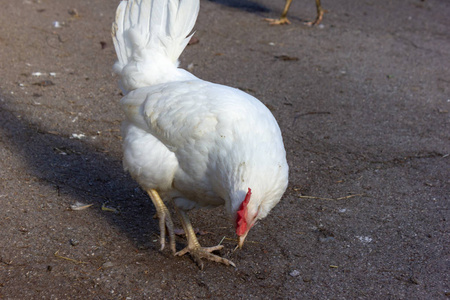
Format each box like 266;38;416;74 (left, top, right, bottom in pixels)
0;0;449;298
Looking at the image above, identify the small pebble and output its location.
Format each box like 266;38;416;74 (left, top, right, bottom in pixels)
319;236;335;243
33;80;54;87
68;8;79;17
69;239;79;246
71;133;86;140
102;261;114;268
289;270;300;277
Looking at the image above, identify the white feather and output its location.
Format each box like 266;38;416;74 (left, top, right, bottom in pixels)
112;0;199;93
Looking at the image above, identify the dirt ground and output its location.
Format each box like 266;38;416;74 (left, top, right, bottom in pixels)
0;0;448;299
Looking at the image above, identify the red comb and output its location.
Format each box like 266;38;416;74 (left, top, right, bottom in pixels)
236;188;252;236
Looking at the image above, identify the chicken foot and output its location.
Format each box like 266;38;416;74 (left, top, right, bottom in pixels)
147;189;176;254
265;0;292;25
265;0;324;26
174;206;236;269
304;0;324;26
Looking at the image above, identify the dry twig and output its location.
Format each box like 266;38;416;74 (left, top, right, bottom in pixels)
54;251;87;264
298;194;365;201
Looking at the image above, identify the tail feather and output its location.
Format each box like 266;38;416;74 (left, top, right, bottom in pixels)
112;2;128;67
165;0;198;61
112;0;199;92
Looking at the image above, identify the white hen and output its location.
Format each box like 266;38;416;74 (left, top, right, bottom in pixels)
112;0;289;269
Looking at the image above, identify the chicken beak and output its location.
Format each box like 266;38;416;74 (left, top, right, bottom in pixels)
238;231;248;249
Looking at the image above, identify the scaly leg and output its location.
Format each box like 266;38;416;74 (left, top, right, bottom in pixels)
305;0;324;26
147;189;176;254
174;206;235;269
266;0;324;26
265;0;292;25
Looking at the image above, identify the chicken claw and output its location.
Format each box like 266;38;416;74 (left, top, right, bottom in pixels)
264;17;291;26
147;189;176;254
176;244;235;270
264;0;292;26
175;206;236;269
265;0;324;27
304;0;324;27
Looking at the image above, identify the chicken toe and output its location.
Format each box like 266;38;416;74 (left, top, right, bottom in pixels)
265;0;292;26
266;0;324;26
264;17;291;26
176;244;235;270
175;206;235;269
305;0;324;26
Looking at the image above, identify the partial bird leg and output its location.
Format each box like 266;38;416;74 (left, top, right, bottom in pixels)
265;0;292;25
147;189;176;254
305;0;324;26
174;206;236;269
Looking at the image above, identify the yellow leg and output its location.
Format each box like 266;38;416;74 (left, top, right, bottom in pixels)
147;189;176;254
265;0;292;25
265;0;324;26
305;0;324;26
174;206;235;269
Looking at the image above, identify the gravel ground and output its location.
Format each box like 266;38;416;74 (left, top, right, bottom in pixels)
0;0;449;299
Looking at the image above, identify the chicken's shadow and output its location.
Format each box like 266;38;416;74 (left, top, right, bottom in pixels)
207;0;305;23
0;94;163;251
207;0;270;13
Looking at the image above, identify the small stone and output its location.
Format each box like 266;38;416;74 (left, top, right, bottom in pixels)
289;270;300;277
68;8;79;18
102;261;114;268
69;239;79;246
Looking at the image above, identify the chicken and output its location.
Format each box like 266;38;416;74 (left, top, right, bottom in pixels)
265;0;324;26
112;0;289;269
